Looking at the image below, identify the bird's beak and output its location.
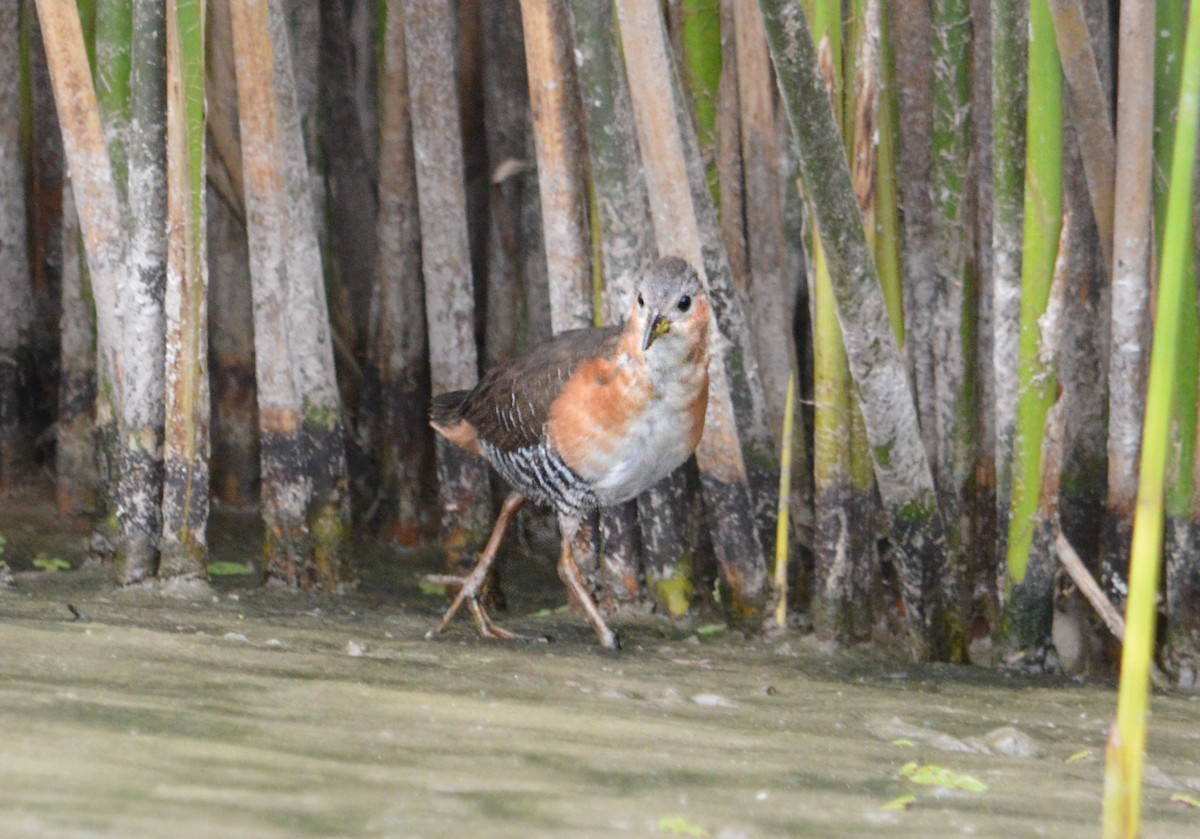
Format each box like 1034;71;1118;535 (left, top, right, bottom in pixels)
642;312;670;350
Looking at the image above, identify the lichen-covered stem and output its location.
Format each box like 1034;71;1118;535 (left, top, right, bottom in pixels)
759;0;949;660
617;0;769;624
403;0;493;566
35;0;133;567
519;0;592;334
0;3;33;496
990;0;1026;569
930;0;974;659
160;0;209;580
367;0;429;546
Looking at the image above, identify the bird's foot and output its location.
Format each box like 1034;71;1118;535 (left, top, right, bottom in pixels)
592;622;621;652
422;572;548;645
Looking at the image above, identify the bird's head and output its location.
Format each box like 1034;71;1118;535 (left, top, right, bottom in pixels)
632;256;710;355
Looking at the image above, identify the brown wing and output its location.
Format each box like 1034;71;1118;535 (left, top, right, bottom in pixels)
461;325;624;452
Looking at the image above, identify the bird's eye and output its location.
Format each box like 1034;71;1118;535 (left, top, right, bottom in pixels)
637;294;644;307
677;294;691;312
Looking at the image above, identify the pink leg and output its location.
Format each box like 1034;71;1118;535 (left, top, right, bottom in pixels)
556;516;619;650
423;493;535;642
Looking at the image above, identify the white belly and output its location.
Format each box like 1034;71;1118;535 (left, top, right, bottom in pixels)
590;380;701;505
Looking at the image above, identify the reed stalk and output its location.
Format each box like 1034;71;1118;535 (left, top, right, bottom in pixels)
1103;8;1200;833
1003;0;1062;647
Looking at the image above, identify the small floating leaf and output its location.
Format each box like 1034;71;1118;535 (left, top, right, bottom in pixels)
882;794;916;811
696;623;727;637
1170;792;1200;809
899;762;988;793
529;605;569;618
891;738;916;748
658;815;708;837
419;581;447;596
208;561;254;576
1065;749;1093;765
33;556;71;572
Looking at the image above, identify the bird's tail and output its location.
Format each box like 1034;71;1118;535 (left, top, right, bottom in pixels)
430;390;480;455
430;390;471;425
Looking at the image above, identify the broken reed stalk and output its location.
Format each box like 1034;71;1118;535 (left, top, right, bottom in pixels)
1104;8;1200;833
759;0;950;661
159;0;210;579
1054;531;1123;642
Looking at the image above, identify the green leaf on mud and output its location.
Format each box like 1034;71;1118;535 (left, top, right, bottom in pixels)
891;738;916;748
899;762;988;793
696;623;727;636
658;815;709;837
419;580;447;596
1170;792;1200;809
208;561;254;576
33;556;71;572
529;605;569;618
882;794;916;810
1064;749;1093;764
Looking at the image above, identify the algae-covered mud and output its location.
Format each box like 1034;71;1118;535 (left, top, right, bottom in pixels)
1;502;1199;838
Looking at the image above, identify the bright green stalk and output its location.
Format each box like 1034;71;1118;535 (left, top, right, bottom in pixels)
680;0;721;200
1156;3;1198;527
95;0;131;207
875;0;904;344
1104;8;1200;835
1005;0;1062;589
77;0;97;74
991;1;1027;563
811;230;851;635
804;0;842;117
180;0;204;243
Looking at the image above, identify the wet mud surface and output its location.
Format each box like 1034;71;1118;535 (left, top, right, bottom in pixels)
1;495;1198;838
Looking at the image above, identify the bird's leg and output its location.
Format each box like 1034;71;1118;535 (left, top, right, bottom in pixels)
423;492;532;642
556;515;620;650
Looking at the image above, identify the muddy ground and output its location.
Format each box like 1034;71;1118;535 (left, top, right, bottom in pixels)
1;489;1198;838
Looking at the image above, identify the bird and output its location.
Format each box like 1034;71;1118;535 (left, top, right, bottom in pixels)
425;256;711;649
